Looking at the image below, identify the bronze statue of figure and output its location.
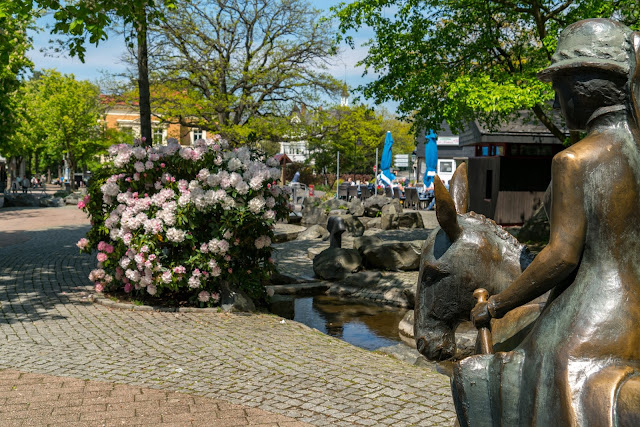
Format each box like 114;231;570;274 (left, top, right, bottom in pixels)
449;19;640;426
414;163;545;361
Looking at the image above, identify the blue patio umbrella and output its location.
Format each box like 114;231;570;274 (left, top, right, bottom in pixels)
379;131;395;186
423;130;438;189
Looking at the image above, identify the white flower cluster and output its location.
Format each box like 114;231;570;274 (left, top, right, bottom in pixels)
166;227;186;243
254;235;272;249
89;136;285;297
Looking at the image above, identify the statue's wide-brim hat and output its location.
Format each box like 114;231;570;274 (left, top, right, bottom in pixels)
538;18;632;82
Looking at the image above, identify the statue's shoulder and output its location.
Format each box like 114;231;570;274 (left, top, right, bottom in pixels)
553;134;614;169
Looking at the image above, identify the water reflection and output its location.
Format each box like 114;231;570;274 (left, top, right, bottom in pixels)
271;295;407;351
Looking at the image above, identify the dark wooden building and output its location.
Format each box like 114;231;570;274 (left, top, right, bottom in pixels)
459;114;566;224
414;122;474;186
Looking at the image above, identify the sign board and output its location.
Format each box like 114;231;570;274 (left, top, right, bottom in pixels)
437;136;459;146
394;154;409;167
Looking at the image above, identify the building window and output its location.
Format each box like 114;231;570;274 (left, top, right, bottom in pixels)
477;144;505;157
192;129;204;143
520;144;553;157
153;128;165;145
485;170;493;200
439;161;453;173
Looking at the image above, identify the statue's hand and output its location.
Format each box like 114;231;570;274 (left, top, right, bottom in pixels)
471;301;491;328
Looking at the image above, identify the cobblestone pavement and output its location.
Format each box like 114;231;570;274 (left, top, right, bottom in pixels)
0;207;456;426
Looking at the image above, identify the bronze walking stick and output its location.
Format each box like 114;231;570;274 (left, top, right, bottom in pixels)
473;288;493;354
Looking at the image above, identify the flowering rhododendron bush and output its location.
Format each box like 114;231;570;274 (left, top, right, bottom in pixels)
78;137;289;306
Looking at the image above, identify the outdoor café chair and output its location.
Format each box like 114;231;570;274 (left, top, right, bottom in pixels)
360;185;371;200
407;187;420;209
338;184;349;200
347;185;358;201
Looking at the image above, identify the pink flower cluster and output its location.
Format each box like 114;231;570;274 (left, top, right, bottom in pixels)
78;136;288;301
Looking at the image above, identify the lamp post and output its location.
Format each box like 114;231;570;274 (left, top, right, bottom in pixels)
411;151;417;183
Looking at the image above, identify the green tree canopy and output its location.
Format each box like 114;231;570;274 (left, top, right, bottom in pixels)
332;0;639;140
304;104;414;176
10;70;109;189
0;2;36;148
144;0;343;143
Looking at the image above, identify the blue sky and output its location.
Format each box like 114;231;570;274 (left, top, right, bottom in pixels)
27;0;397;111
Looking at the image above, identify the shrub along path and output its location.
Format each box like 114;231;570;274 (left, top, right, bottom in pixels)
0;206;456;426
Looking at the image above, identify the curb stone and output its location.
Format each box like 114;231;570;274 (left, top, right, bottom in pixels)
90;294;221;313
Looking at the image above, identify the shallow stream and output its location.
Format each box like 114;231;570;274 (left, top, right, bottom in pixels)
270;295;408;351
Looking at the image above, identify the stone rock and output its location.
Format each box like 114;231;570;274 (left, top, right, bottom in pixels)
4;194;40;207
301;204;328;227
358;217;374;229
397;212;424;229
323;198;349;210
328;209;343;216
367;217;381;229
348;199;365;216
381;203;402;215
220;281;256;312
353;235;383;252
381;212;425;230
380;213;396;230
339;215;365;237
403;284;417;308
273;224;305;243
64;195;79;205
517;204;550;243
398;310;415;343
360;241;422;271
39;196;65;208
312;248;362;280
303;196;322;208
297;224;330;241
363;195;402;217
337;271;382;288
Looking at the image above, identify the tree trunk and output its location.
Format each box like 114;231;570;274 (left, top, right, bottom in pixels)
532;104;566;143
69;153;77;191
137;5;153;147
569;130;581;145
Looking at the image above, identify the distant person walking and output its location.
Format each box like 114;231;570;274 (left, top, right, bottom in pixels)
21;177;30;193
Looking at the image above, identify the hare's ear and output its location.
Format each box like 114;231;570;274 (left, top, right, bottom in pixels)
435;175;462;241
448;162;469;214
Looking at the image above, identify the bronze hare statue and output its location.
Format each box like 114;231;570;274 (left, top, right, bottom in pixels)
420;18;640;427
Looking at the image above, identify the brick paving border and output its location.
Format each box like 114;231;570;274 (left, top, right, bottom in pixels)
0;369;310;426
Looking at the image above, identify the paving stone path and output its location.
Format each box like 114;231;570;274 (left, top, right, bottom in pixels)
0;206;456;426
